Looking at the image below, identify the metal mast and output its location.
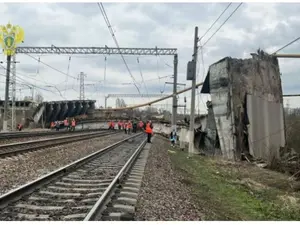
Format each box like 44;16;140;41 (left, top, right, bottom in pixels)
11;54;17;130
79;72;86;100
6;55;17;131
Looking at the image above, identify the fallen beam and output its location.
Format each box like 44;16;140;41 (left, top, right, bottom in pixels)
99;82;204;111
283;94;300;97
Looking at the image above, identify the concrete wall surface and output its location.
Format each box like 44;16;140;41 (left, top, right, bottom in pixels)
200;50;285;162
208;58;236;160
247;94;285;160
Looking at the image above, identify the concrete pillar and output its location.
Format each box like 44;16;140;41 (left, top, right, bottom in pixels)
80;102;89;115
58;102;68;120
67;102;76;117
86;102;96;117
46;103;54;122
50;103;61;122
74;102;82;117
22;110;25;124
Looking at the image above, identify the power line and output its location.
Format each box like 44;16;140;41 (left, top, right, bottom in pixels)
272;37;300;54
137;57;150;99
97;2;140;94
64;56;72;94
157;55;173;68
0;62;66;99
0;64;55;86
199;3;232;41
0;72;64;98
25;53;78;80
202;2;243;47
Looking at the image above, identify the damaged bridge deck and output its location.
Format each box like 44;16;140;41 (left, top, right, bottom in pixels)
33;100;96;124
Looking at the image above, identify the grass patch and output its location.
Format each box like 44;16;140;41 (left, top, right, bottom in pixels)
169;149;300;220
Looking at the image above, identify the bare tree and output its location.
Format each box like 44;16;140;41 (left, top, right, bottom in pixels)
35;93;44;104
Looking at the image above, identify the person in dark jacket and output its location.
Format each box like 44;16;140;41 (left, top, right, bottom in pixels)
55;121;60;131
170;130;177;147
132;120;137;133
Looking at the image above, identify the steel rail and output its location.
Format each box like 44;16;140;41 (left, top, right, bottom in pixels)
0;130;118;158
0;132;144;210
0;128;106;140
84;137;147;220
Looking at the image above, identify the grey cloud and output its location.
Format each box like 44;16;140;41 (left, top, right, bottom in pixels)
3;2;300;105
18;64;39;74
4;4;72;46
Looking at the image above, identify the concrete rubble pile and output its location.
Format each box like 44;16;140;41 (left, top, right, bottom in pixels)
192;50;286;163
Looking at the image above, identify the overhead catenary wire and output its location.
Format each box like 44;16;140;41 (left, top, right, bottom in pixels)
0;64;55;87
272;37;300;54
202;2;243;47
25;53;78;80
97;2;140;94
0;62;66;99
137;57;150;100
198;41;209;110
157;55;173;68
0;72;65;99
64;56;72;95
199;2;232;41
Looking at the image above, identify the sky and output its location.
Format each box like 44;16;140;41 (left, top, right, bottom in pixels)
0;1;300;113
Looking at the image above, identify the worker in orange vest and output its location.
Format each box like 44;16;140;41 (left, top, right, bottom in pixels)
111;121;115;130
64;118;69;131
108;121;112;130
17;123;23;131
139;121;144;131
71;118;76;131
127;120;132;134
145;121;153;143
50;121;55;129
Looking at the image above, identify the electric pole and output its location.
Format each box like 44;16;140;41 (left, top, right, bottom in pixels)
9;54;17;131
3;55;11;131
79;72;86;100
184;96;187;116
187;26;198;156
103;56;107;108
172;54;178;132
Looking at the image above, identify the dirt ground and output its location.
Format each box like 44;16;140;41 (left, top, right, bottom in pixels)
169;139;300;220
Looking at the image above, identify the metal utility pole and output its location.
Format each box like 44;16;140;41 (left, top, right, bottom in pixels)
103;56;107;108
172;54;178;132
3;55;11;131
2;55;19;131
79;72;86;100
188;26;198;156
10;54;17;131
184;96;187;116
166;81;186;119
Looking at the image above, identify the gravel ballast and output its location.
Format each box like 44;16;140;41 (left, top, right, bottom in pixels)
0;133;129;196
135;135;204;221
0;130;99;145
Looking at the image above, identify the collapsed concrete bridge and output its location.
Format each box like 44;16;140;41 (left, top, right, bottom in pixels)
32;100;96;124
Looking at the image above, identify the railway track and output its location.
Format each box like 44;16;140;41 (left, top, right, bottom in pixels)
0;128;106;140
0;130;119;158
0;133;148;221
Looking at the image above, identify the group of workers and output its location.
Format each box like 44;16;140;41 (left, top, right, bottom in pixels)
108;120;154;143
50;118;76;131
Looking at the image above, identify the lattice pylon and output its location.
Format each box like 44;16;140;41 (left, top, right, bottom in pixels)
79;72;86;100
7;54;17;131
